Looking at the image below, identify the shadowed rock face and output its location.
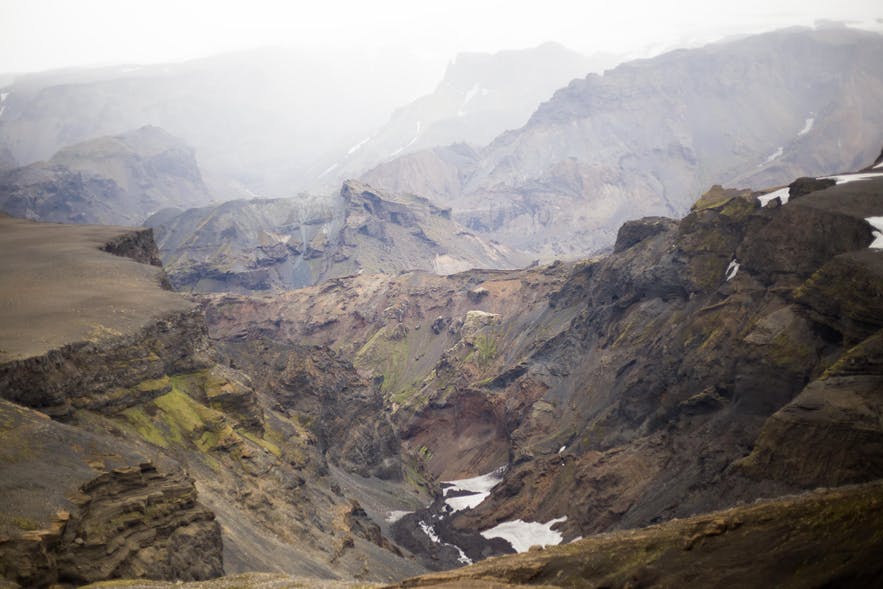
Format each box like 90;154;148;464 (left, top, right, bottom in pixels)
205;166;883;574
0;126;213;226
362;28;883;260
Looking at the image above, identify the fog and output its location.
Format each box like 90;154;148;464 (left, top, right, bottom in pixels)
0;0;880;198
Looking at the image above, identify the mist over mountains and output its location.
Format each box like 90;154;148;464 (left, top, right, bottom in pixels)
1;15;883;589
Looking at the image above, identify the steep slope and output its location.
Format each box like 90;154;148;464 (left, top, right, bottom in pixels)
205;164;883;570
310;44;615;191
362;27;883;259
0;216;430;586
148;180;528;293
0;126;213;225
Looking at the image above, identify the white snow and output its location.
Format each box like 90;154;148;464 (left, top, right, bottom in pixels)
419;520;472;564
480;516;567;553
725;259;740;281
558;445;566;454
764;146;784;163
317;163;339;179
797;117;814;136
442;467;505;514
463;83;481;106
874;161;883;169
347;137;371;156
866;217;883;249
821;172;883;185
389;121;422;157
758;187;790;207
385;510;412;523
0;93;7;119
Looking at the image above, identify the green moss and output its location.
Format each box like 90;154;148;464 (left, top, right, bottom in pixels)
121;405;170;448
242;430;282;457
469;333;498;367
134;375;171;393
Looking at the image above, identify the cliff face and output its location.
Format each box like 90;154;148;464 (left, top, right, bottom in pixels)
205;165;883;570
0;217;428;586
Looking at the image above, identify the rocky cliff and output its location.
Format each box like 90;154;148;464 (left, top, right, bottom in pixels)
362;27;883;259
149;180;528;293
0;126;214;226
205;162;883;572
0;216;430;586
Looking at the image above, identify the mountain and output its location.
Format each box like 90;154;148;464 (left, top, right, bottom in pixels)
147;180;528;293
205;163;883;570
309;43;616;191
0;126;213;225
361;27;883;259
1;149;881;586
0;48;438;199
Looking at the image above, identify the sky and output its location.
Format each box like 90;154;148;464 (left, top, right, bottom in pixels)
1;0;881;76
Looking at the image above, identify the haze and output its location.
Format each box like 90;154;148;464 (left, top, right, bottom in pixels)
2;0;881;82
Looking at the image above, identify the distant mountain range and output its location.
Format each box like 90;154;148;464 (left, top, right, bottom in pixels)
362;27;883;259
308;43;618;191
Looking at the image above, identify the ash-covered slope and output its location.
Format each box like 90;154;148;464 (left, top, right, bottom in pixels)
206;161;883;573
0;126;213;225
148;180;528;293
362;27;883;259
310;43;614;191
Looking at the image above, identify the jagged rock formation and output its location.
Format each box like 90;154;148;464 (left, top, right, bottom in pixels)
362;27;883;259
309;43;615;191
205;164;883;571
149;180;528;293
0;126;213;226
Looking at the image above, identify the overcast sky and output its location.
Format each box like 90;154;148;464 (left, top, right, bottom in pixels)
1;0;881;76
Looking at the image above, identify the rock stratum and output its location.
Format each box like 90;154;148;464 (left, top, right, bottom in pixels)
0;215;430;586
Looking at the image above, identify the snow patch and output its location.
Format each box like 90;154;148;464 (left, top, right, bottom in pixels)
866;217;883;249
463;83;481;106
874;161;883;170
347;137;371;156
821;172;883;185
764;146;783;163
442;466;504;514
558;446;566;454
385;510;411;523
758;187;790;207
725;259;740;281
0;92;7;119
389;121;422;157
317;163;339;179
480;516;567;553
419;520;472;564
797;117;814;136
